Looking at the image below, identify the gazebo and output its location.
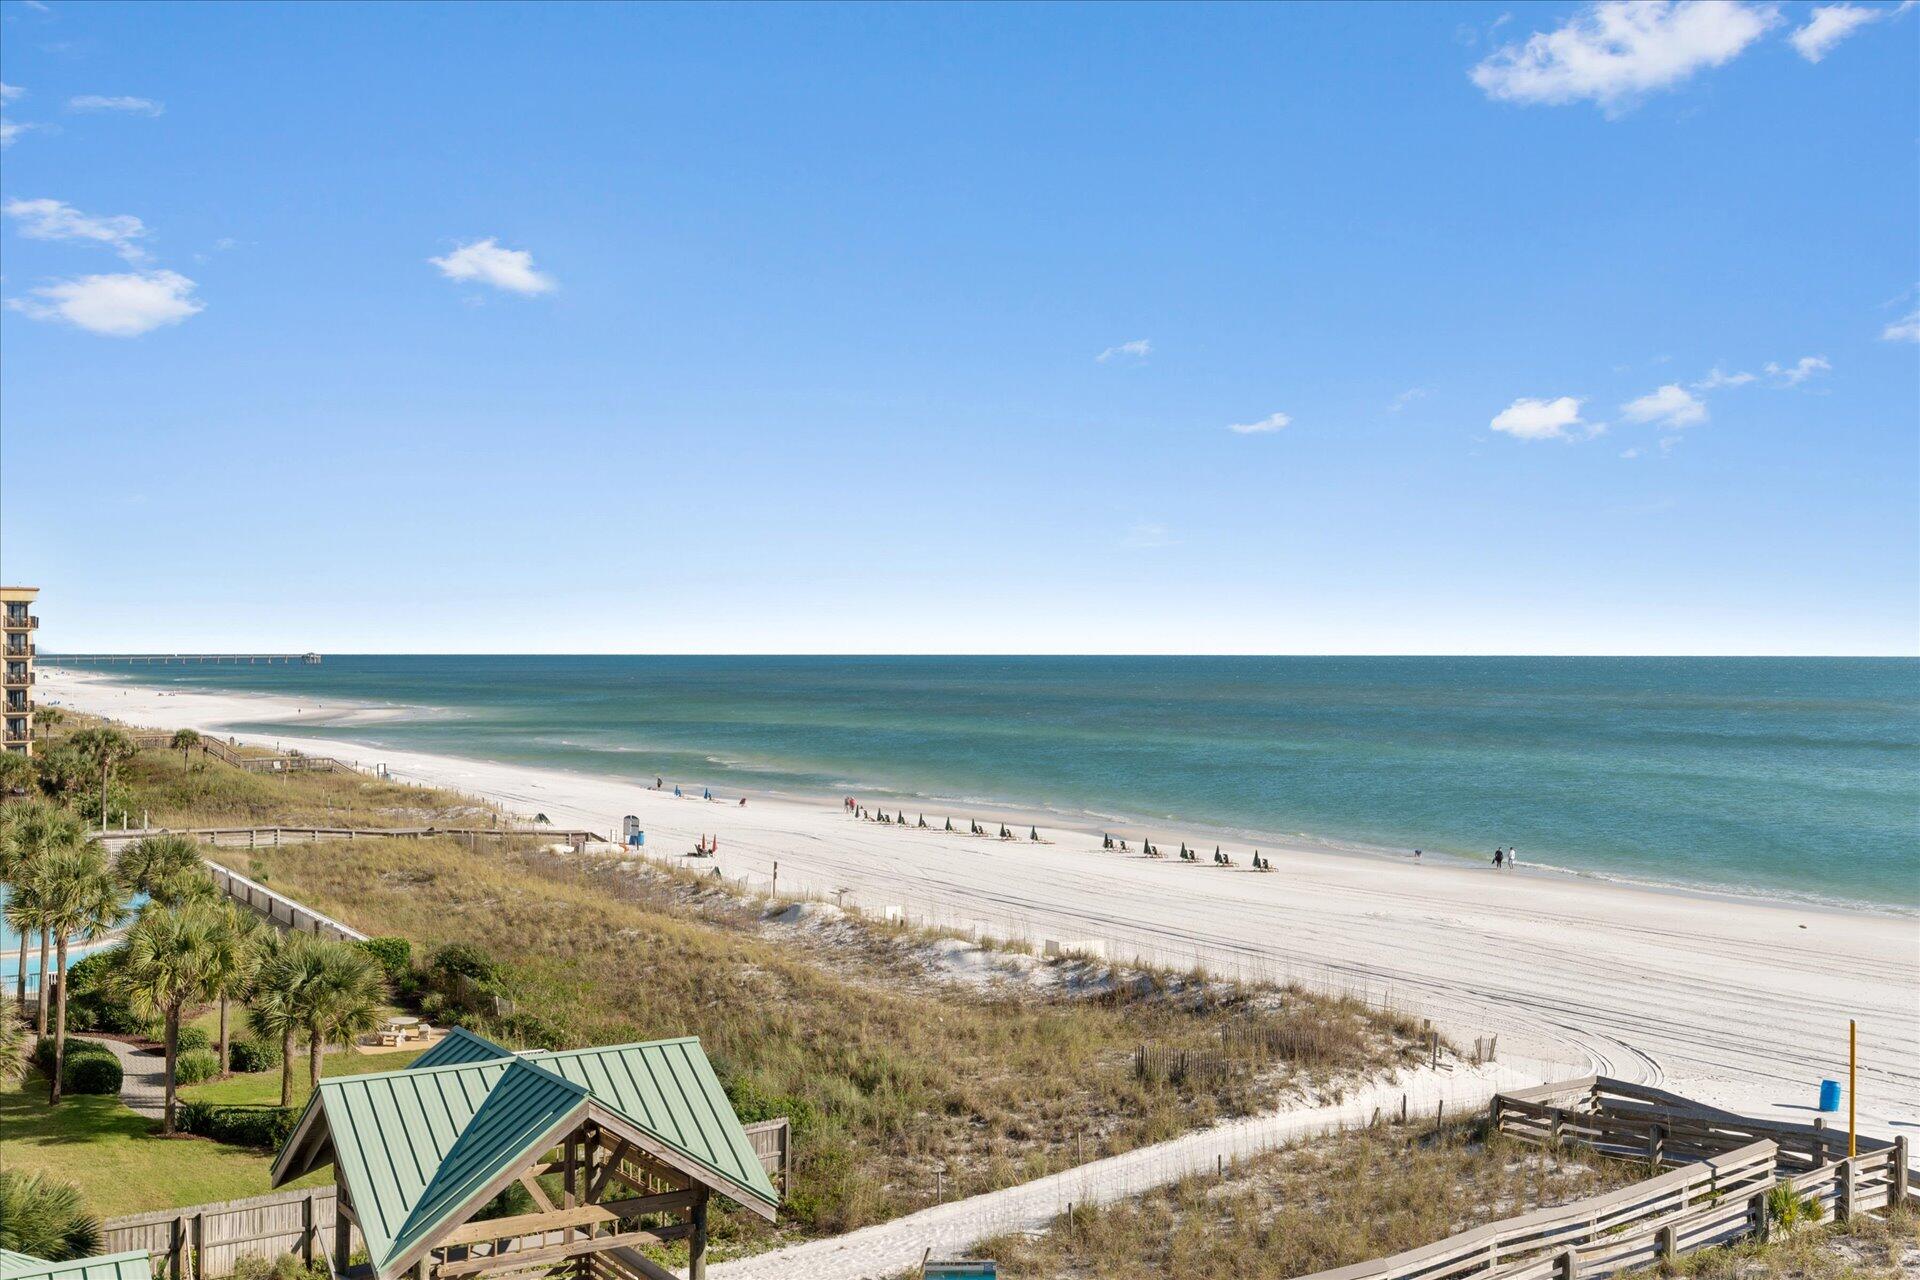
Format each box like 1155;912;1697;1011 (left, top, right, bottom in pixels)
271;1028;779;1280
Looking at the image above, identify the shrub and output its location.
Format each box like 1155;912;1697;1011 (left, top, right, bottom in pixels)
174;1048;219;1086
61;1050;122;1096
175;1026;212;1054
0;1169;99;1260
230;1255;330;1280
63;948;146;1035
228;1037;282;1074
355;936;412;981
488;1012;567;1051
176;1101;299;1150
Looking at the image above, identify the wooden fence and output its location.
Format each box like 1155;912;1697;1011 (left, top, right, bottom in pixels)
1297;1078;1914;1280
102;1187;338;1280
102;1130;795;1280
95;826;608;856
199;859;368;943
131;734;352;774
1493;1076;1910;1176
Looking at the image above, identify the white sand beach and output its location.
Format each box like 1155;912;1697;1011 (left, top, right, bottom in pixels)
41;667;1920;1145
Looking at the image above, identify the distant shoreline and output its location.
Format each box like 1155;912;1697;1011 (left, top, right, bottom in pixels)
38;661;1915;921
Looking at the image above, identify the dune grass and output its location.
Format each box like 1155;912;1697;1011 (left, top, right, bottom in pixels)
1648;1206;1918;1279
967;1119;1646;1280
236;833;1422;1247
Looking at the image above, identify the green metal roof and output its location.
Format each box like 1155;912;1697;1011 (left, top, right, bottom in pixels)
407;1025;517;1070
0;1252;153;1280
524;1039;780;1211
273;1031;777;1279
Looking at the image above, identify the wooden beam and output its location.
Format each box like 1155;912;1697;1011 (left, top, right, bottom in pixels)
433;1226;685;1279
587;1141;640;1202
516;1175;556;1213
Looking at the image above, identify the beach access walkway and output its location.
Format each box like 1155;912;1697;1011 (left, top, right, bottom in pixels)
77;1035;167;1120
711;1061;1536;1280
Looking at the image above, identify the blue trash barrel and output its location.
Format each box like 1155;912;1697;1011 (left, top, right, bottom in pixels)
1818;1079;1841;1112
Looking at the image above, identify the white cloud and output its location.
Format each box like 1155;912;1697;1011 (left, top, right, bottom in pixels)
3;197;150;262
1620;447;1643;458
1790;2;1904;60
0;84;23;105
1489;395;1589;441
1226;411;1291;435
1389;387;1431;412
1764;354;1830;385
1096;338;1151;363
1470;1;1780;113
7;269;203;336
1622;382;1708;428
429;237;556;295
68;95;164;117
0;119;38;148
1692;366;1756;389
1881;309;1920;343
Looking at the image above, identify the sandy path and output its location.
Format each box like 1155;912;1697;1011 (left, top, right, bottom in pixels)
44;670;1920;1146
711;1063;1532;1280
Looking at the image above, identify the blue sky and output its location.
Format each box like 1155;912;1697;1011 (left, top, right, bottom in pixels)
1;1;1915;655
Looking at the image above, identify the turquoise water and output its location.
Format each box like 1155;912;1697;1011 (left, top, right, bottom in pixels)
0;886;142;989
63;656;1920;910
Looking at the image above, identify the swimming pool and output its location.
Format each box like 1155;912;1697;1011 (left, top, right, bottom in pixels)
0;885;144;993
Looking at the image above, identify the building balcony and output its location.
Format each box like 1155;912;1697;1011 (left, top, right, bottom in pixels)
2;614;36;630
3;670;30;688
3;730;29;744
4;644;32;658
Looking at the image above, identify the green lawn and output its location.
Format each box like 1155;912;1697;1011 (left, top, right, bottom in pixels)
0;1070;325;1220
181;1046;426;1106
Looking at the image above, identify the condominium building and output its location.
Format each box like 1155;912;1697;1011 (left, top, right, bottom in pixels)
3;586;39;755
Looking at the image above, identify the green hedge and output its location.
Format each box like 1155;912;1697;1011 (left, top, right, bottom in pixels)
174;1048;219;1086
33;1038;123;1095
176;1101;299;1150
354;936;412;981
228;1037;282;1074
175;1026;212;1054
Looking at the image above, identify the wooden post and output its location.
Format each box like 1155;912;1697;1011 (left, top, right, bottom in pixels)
1848;1018;1857;1159
688;1188;710;1280
1649;1122;1666;1167
1489;1093;1503;1131
1555;1248;1577;1280
1748;1190;1770;1243
1657;1225;1675;1262
302;1191;317;1266
193;1212;206;1280
170;1215;187;1280
1837;1157;1854;1222
335;1195;353;1273
1895;1137;1910;1205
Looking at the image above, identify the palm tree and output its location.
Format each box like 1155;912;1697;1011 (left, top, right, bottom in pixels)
0;1008;30;1086
249;933;324;1107
0;751;32;798
168;729;201;769
202;905;262;1078
0;1169;99;1260
66;727;137;830
302;942;386;1090
1;800;85;1019
37;845;123;1104
34;706;64;748
115;834;208;906
120;903;218;1134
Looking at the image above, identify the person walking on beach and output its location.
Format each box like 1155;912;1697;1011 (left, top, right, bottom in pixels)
1507;846;1518;871
1492;847;1504;870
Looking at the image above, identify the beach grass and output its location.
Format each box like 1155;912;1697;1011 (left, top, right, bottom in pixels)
232;832;1422;1245
963;1118;1646;1280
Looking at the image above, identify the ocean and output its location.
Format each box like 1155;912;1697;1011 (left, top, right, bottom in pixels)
67;656;1920;911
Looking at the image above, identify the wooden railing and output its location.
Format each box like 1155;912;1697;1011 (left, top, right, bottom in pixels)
1492;1076;1909;1175
131;733;352;774
94;825;608;855
1297;1079;1913;1280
